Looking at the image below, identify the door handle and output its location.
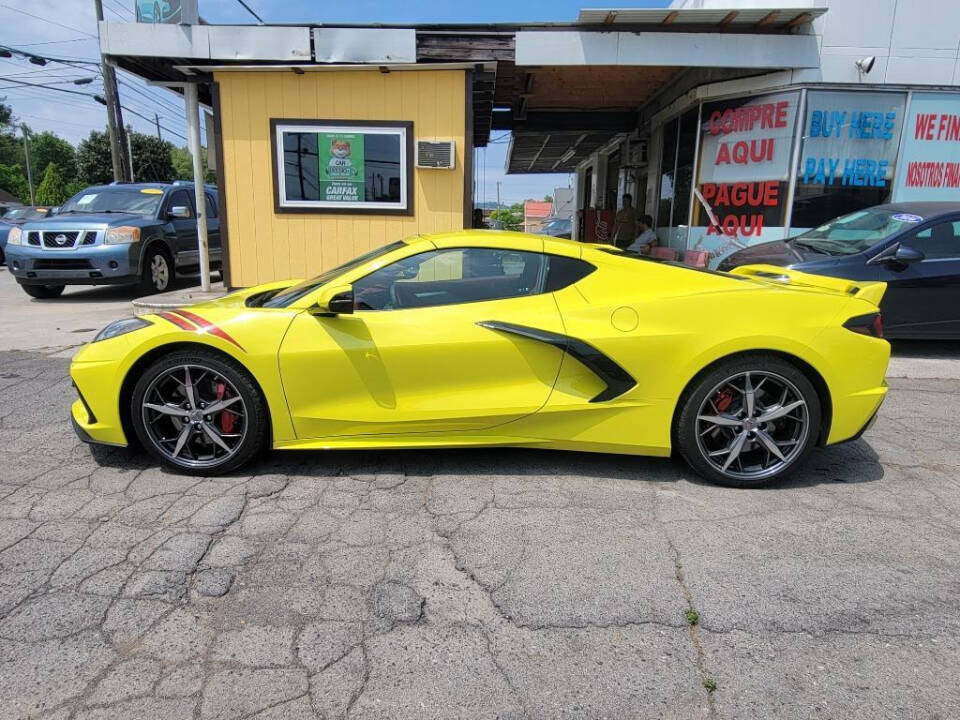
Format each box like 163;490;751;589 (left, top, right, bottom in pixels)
477;320;636;402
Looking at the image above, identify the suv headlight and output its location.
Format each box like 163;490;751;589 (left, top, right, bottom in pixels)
104;226;141;245
6;227;22;245
93;316;151;343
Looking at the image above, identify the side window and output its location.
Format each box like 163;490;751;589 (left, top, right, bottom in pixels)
353;247;545;311
204;193;218;219
908;220;960;260
544;255;595;292
165;189;194;218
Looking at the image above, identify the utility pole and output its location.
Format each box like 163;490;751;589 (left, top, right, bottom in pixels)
154;113;162;141
94;0;131;182
21;124;34;205
184;83;211;292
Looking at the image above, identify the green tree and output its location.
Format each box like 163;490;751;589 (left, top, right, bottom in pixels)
0;163;30;203
35;162;70;205
489;202;524;231
76;130;114;186
29;131;77;182
0;100;25;175
543;194;554;203
171;144;216;183
130;131;175;182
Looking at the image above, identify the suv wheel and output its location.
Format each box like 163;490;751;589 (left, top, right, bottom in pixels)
140;246;173;294
22;284;65;299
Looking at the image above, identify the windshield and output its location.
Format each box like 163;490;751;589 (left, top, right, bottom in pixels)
59;188;164;216
4;207;49;222
540;219;572;235
262;240;409;308
793;208;922;255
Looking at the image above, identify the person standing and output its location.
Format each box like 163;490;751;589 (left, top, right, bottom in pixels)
627;215;658;254
612;194;639;249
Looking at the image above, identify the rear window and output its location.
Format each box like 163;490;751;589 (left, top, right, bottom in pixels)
544;255;595;291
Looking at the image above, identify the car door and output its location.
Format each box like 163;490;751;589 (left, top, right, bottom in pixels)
278;245;567;439
876;217;960;337
161;188;197;268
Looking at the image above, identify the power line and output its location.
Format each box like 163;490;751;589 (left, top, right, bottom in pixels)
14;38;94;47
0;77;98;98
234;0;265;23
0;44;100;67
0;3;98;39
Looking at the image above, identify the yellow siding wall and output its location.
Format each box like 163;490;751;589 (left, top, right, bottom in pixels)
215;69;466;287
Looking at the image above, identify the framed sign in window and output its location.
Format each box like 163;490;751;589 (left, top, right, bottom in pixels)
271;119;414;215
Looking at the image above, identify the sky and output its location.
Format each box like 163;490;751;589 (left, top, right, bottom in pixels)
0;0;670;204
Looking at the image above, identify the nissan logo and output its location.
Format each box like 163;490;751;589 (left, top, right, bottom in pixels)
54;234;68;246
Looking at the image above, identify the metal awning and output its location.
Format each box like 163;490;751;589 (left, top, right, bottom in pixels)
576;5;826;29
97;4;828;172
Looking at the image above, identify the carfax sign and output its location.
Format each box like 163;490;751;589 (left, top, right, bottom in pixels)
318;133;366;203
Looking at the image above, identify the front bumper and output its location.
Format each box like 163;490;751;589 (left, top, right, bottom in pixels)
6;243;140;285
70;354;130;447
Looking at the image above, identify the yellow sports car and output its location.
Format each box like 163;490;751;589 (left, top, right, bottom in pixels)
70;231;890;487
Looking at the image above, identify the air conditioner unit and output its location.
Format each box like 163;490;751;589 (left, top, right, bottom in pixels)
416;140;456;169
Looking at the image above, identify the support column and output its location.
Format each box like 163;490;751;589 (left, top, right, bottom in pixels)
184;83;211;292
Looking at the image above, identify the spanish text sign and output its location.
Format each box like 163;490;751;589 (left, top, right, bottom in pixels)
894;92;960;202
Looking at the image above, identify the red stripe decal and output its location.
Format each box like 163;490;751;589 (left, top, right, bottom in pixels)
159;311;196;331
171;308;245;352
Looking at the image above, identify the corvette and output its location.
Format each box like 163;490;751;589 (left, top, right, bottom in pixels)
70;231;890;487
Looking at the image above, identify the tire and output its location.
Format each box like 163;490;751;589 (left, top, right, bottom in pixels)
675;354;821;488
140;245;173;295
129;349;268;475
22;283;66;299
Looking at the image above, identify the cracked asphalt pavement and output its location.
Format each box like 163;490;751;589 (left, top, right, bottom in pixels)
1;341;959;718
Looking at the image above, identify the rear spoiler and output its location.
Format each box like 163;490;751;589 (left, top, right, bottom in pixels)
729;264;887;308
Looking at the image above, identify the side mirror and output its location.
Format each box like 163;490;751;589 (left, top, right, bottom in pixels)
893;244;925;264
168;205;190;220
868;242;925;266
309;284;354;316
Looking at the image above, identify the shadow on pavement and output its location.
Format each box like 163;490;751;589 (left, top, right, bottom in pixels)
88;437;885;490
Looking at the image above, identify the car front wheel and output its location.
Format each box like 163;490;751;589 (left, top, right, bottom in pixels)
140;246;173;294
675;354;821;487
22;283;66;299
130;349;268;475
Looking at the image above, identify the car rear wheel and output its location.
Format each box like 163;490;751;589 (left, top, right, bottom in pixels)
140;246;173;294
21;283;66;299
675;355;821;487
130;349;268;475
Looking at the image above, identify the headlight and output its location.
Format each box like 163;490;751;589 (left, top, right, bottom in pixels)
104;226;141;245
6;227;22;245
93;316;151;343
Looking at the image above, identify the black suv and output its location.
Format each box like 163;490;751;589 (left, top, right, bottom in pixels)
5;182;221;298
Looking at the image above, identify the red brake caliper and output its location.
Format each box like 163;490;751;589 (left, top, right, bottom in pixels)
713;387;734;413
216;382;236;433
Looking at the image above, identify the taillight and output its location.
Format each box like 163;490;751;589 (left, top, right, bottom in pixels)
843;312;883;338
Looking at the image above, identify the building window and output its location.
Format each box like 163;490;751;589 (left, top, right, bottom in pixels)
689;90;800;258
792;90;906;230
271;119;413;215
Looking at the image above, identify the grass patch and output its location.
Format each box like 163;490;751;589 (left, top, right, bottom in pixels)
685;608;699;626
703;678;717;693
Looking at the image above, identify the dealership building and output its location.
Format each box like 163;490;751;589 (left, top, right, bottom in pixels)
100;0;960;285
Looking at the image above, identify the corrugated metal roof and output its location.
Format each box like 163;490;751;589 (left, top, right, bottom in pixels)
576;6;825;26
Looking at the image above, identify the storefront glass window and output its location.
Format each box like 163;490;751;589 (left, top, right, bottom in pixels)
892;92;960;202
271;120;412;214
791;90;906;230
689;90;800;262
656;118;679;229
